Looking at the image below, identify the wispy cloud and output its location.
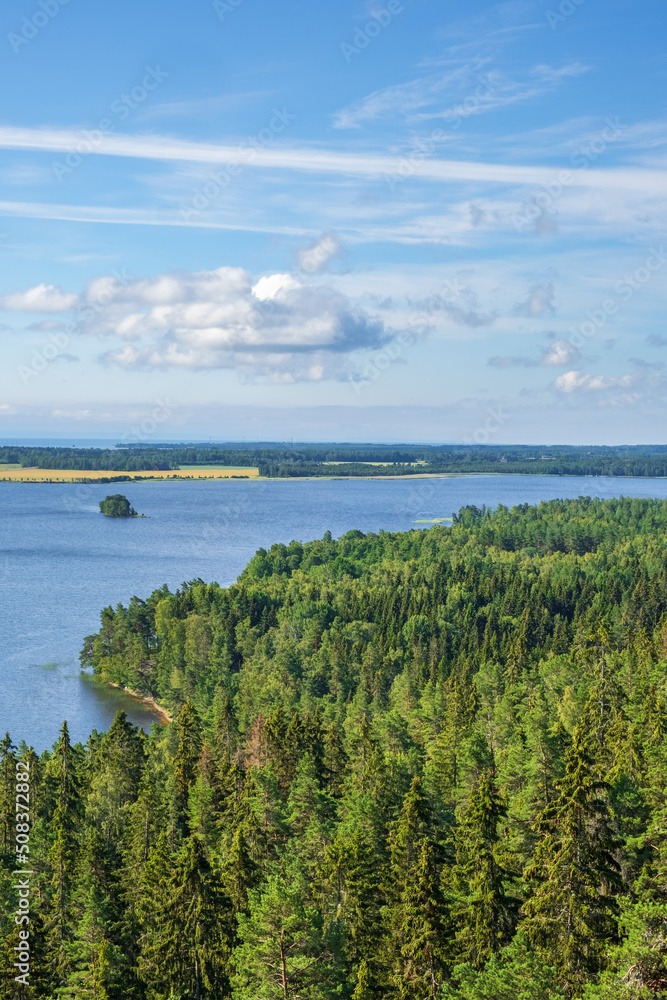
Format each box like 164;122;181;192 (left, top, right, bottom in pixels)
141;91;275;120
0;127;665;193
331;61;590;129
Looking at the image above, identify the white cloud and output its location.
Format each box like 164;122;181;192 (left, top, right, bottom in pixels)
542;339;578;366
1;283;77;312
60;265;393;381
332;62;590;129
0;128;664;194
489;338;579;368
554;370;635;393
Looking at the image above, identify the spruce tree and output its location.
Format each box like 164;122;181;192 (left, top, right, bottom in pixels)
44;722;83;988
523;721;624;990
452;769;517;967
173;701;203;836
392;839;451;999
140;834;232;999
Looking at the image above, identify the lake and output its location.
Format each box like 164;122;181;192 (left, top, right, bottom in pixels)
3;474;667;751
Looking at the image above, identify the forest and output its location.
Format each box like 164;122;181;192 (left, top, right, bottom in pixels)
3;496;667;998
5;442;667;477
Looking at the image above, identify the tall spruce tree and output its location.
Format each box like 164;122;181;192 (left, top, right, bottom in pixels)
392;838;451;999
44;722;83;988
452;769;517;967
523;720;624;990
140;834;232;999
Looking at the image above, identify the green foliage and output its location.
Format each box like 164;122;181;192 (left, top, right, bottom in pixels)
8;442;667;477
8;498;667;996
232;863;341;999
442;931;565;999
99;494;137;517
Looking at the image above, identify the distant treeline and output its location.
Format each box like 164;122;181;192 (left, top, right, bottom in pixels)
3;443;667;477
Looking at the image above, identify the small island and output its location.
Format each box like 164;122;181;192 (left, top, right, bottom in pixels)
99;494;141;517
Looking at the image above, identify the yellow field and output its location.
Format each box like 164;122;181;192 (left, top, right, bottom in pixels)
0;467;259;482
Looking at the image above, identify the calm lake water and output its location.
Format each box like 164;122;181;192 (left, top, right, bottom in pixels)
3;474;667;751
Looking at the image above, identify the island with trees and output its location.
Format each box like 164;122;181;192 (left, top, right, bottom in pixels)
99;494;140;517
2;496;667;997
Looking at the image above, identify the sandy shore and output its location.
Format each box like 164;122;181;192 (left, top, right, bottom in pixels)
107;683;173;724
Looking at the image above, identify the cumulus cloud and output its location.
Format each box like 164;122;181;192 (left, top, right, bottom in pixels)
646;334;667;347
489;338;578;368
1;283;77;312
23;265;391;381
512;282;556;317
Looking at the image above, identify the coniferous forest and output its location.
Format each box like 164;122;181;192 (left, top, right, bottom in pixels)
4;496;667;999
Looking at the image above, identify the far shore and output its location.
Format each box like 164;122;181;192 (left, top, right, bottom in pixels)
2;469;663;484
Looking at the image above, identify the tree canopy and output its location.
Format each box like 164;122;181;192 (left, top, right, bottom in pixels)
99;494;138;518
4;496;667;997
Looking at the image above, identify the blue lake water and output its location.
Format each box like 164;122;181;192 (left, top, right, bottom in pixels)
3;474;667;751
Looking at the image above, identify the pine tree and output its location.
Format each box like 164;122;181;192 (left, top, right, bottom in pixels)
232;863;341;999
286;753;334;874
219;824;258;916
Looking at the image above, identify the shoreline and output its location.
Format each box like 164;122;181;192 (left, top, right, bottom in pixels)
106;682;173;724
2;471;664;484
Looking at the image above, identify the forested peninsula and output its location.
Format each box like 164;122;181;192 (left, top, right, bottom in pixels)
5;442;667;478
4;497;667;997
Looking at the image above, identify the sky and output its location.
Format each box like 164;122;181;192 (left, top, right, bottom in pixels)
0;0;665;444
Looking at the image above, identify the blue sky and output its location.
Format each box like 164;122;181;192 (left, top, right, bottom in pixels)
0;0;665;443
